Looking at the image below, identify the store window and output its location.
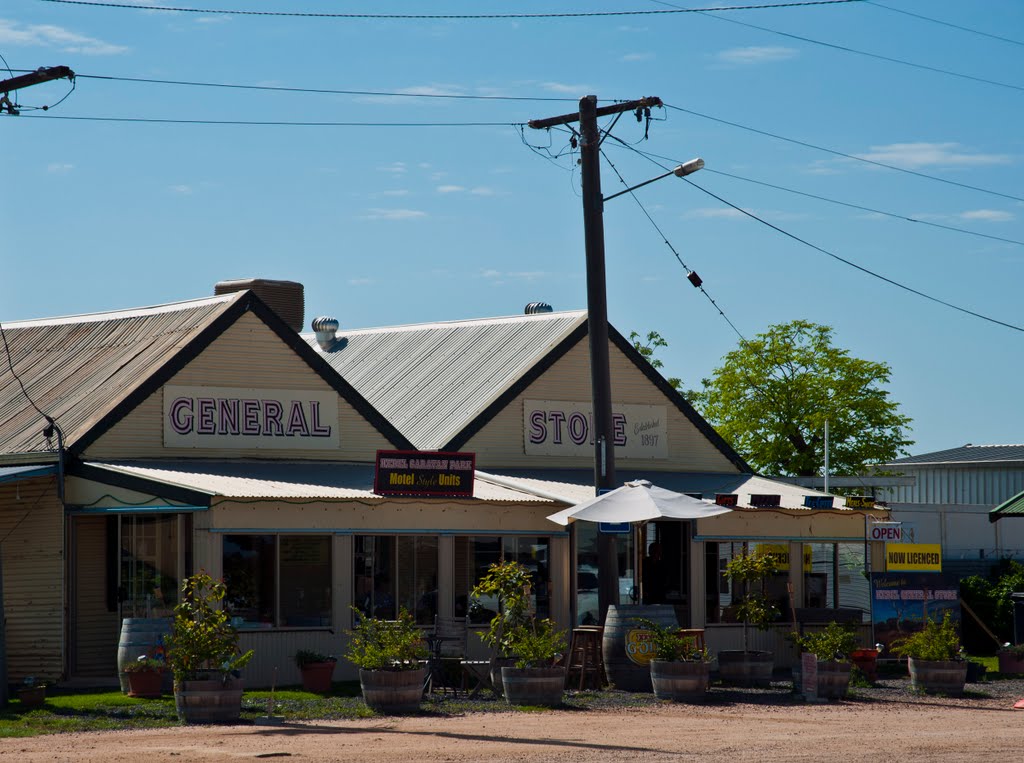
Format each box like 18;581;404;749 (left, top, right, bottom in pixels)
222;535;332;629
803;543;869;620
353;535;438;625
454;536;551;624
575;523;635;626
714;541;789;625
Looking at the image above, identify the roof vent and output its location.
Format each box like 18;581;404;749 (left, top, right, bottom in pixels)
215;278;304;333
525;302;553;315
311;316;340;350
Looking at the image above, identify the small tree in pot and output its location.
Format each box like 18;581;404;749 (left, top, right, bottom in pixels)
636;618;710;702
165;571;254;723
294;649;337;693
500;616;567;707
891;613;967;696
345;607;427;713
793;621;859;700
471;560;533;695
718;550;781;686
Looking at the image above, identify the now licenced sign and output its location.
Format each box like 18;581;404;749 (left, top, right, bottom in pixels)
886;543;942;573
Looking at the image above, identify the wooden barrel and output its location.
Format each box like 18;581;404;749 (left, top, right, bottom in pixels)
650;660;709;701
816;660;851;700
602;605;678;692
908;658;967;696
501;666;565;707
359;667;426;713
717;650;774;687
174;677;244;723
117;618;172;693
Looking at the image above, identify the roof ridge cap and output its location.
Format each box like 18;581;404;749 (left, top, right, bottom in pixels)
3;293;240;328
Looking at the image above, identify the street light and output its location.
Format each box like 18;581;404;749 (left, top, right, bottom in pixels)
602;159;705;202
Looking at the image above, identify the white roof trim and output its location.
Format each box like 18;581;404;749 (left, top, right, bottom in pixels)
4;294;237;328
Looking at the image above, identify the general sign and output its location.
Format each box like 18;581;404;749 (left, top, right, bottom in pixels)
373;450;475;498
523;400;668;459
886;543;942;572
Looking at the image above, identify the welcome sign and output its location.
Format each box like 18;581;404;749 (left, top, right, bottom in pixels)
164;386;339;449
523;400;668;459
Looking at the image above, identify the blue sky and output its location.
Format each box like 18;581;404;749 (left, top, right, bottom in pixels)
1;0;1022;459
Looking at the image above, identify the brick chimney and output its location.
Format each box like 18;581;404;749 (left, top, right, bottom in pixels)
214;278;304;333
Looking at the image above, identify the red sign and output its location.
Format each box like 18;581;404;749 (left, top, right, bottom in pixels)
373;450;475;498
715;494;738;507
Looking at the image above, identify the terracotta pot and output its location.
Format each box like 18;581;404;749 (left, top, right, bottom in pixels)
125;669;164;698
850;649;878;682
300;661;337;693
17;686;46;708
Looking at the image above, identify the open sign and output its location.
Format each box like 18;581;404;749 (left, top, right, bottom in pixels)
868;524;902;542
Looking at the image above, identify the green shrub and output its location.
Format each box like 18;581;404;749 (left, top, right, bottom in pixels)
792;621;859;662
891;613;963;662
344;607;426;671
633;618;708;663
506;618;567;669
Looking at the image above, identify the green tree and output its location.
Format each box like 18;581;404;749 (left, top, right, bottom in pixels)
691;320;912;476
630;330;682;391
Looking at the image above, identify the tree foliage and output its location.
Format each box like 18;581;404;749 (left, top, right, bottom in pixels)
690;320;912;476
630;330;682;391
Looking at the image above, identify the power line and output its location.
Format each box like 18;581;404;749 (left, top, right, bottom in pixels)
652;0;1024;94
600;148;745;340
865;1;1024;48
679;177;1024;335
12;114;521;127
614;143;1024;248
663;103;1024;205
34;0;866;19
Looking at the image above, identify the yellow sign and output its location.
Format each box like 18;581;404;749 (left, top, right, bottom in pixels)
886;543;942;572
756;544;812;572
625;629;656;666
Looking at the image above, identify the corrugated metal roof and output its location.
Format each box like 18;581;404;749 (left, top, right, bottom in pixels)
303;311;587;449
485;469;866;511
0;464;56;483
0;294;240;455
86;460;556;503
882;444;1024;466
991;489;1024;520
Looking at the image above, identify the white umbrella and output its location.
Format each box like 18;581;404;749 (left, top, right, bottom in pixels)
546;479;733;526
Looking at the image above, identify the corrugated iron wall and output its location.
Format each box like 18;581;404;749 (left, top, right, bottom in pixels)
879;466;1024;506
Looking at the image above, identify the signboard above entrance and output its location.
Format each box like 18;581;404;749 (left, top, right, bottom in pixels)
886;543;942;573
373;450;475;498
524;400;668;459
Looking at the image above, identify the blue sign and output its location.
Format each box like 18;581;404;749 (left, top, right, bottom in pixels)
599;522;631;534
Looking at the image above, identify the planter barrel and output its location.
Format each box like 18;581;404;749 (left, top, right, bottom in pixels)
650;660;709;701
359;667;426;713
117;617;172;694
300;661;337;693
489;657;517;698
816;660;852;700
126;670;164;699
17;686;46;708
174;677;244;723
998;651;1024;674
602;604;678;692
907;658;967;696
717;650;774;687
501;666;566;707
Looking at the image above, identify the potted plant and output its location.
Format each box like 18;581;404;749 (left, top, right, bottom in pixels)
499;616;568;707
890;613;967;696
17;676;46;708
793;621;859;700
997;643;1024;674
470;559;533;695
294;649;337;693
165;571;254;723
344;606;427;713
718;550;781;687
636;618;710;702
123;654;167;698
850;643;883;683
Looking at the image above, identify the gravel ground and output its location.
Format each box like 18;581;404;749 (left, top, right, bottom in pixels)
5;676;1024;762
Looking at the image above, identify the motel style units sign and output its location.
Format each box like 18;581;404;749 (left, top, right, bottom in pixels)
374;450;476;498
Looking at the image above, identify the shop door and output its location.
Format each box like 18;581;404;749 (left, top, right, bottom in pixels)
119;515;188;619
69;516;119;677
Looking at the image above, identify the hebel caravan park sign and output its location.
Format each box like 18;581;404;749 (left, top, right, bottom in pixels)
374;450;476;498
164;386;338;449
524;400;668;459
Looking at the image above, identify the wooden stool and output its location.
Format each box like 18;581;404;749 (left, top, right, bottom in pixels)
677;628;706;654
565;626;606;690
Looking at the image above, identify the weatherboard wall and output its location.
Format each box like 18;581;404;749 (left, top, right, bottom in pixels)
84;312;393;461
0;477;64;684
463;339;740;472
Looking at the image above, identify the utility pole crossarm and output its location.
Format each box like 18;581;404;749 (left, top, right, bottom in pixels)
0;66;75;94
527;96;662;130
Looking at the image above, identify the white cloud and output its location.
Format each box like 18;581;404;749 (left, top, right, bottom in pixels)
684;207;747;219
437;185;465;193
362;208;427;221
479;269;549;281
854;142;1012;169
958;209;1015;222
378;162;408;174
470;187;496;196
716;46;797;65
620;52;654;63
540;82;591;95
169;184;193;195
0;19;128;55
379;189;410;197
47;162;73;173
194;15;232;24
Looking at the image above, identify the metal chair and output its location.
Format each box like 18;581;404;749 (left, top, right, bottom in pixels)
425;615;466;695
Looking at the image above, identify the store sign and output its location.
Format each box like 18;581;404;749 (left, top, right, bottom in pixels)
164;385;338;449
523;400;668;459
845;496;876;509
886;543;942;572
868;522;903;542
625;628;656;666
756;543;812;572
373;450;475;498
871;573;960;654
